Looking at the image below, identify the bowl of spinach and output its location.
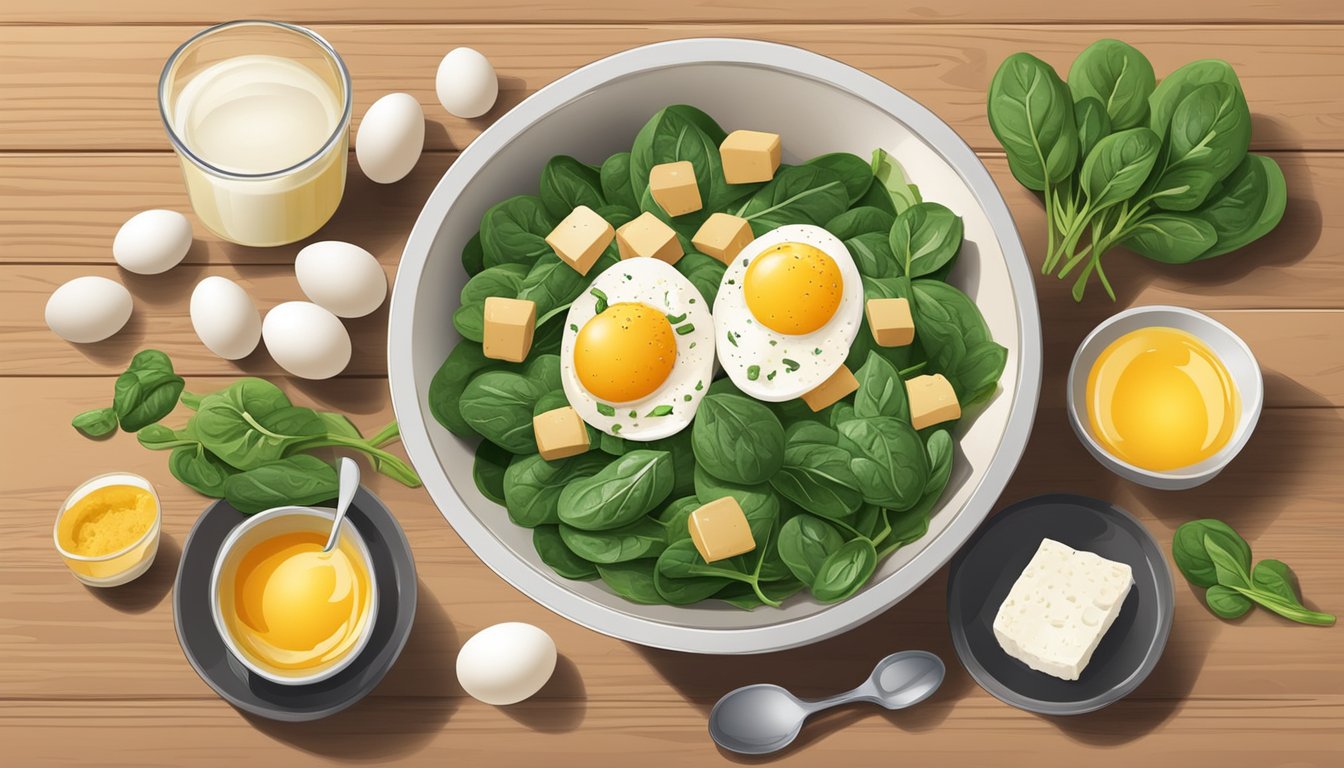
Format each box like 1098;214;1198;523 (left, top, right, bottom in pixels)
388;39;1042;653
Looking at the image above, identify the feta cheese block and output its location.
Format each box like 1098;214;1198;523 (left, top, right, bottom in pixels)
993;538;1133;681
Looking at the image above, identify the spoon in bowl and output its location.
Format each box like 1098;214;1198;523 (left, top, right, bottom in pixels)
708;650;945;755
323;457;361;554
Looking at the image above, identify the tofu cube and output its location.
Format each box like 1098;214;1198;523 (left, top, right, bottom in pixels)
801;364;859;412
545;205;615;276
692;213;755;265
482;297;535;363
687;497;756;563
532;406;590;460
906;374;961;430
866;298;915;347
616;212;683;264
720;130;781;184
993;538;1134;681
648;161;703;217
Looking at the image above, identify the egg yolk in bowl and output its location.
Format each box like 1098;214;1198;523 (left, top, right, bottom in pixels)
575;302;677;403
743;242;843;335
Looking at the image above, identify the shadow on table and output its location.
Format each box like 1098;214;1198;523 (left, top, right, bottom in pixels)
86;532;179;613
500;654;588;734
247;579;459;762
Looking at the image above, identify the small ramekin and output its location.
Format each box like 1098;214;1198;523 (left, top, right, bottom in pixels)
54;472;162;587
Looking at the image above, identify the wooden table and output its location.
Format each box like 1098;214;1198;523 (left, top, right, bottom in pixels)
2;3;1341;765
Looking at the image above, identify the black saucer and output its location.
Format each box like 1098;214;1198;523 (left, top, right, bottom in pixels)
947;494;1174;715
173;488;418;722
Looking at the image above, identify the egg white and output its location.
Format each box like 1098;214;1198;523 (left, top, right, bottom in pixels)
712;224;863;402
560;259;715;441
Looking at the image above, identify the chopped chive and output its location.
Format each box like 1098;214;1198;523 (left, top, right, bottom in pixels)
747;365;760;381
689;341;697;349
676;323;695;335
768;339;777;346
727;279;736;285
570;323;579;332
647;405;674;417
628;410;638;418
766;370;777;381
596;403;615;417
813;347;822;355
612;424;622;433
623;273;632;280
899;361;927;376
689;297;697;304
694;380;704;391
683;394;692;402
783;358;800;372
666;312;687;324
590;288;609;313
726;331;738;347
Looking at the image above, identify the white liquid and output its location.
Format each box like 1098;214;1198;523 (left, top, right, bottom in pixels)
170;55;348;246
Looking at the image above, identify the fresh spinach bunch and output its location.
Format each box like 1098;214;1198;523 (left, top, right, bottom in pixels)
1172;519;1334;626
987;39;1286;300
75;351;420;514
431;104;1008;610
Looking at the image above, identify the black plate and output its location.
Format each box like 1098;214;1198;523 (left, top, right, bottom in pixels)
173;488;417;722
947;494;1174;715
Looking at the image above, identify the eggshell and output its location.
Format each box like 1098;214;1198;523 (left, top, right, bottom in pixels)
44;276;133;343
456;622;557;706
190;276;261;360
262;301;352;379
436;47;499;119
294;241;388;318
112;209;192;275
356;93;425;184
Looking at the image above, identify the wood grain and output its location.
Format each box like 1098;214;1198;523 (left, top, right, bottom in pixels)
2;25;1343;152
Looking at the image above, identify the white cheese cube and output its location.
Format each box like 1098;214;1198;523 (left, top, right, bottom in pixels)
992;538;1133;681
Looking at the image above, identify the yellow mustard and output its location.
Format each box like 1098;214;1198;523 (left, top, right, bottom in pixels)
58;484;157;557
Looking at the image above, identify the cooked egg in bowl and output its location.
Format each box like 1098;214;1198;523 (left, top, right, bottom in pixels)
713;224;863;401
560;259;715;440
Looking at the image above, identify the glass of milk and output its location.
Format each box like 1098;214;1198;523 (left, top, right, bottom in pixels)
158;21;352;247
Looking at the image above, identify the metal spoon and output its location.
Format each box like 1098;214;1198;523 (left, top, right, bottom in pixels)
708;650;945;755
322;457;361;553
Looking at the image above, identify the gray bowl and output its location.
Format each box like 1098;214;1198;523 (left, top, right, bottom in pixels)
388;38;1043;654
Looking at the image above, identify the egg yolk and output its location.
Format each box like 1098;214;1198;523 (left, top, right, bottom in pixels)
575;302;677;403
743;242;843;335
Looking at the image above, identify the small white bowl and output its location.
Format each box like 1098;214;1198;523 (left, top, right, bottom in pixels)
54;472;162;587
209;506;379;686
1067;305;1263;490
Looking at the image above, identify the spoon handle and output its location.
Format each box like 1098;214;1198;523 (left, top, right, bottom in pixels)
323;457;361;552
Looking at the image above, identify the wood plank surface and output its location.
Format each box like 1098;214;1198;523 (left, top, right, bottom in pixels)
2;25;1343;153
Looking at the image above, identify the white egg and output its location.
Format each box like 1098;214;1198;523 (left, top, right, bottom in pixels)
112;209;192;275
190;276;261;360
436;47;499;119
560;259;715;441
44;276;132;343
356;93;425;184
713;224;863;401
456;622;556;706
262;301;352;379
294;241;387;318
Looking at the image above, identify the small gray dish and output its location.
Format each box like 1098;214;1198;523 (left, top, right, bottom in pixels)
946;494;1173;715
173;487;417;722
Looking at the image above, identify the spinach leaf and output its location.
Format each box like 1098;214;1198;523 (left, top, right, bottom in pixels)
1171;519;1252;588
1191;153;1286;259
599;152;640;213
878;506;931;559
810;537;878;603
717;578;806;610
846;231;899;279
1149;82;1251;211
1079;127;1162;209
72;407;118;438
192;379;326;469
1074;96;1112;161
735;165;850;236
645;428;698;499
804;152;874;205
1250;560;1301;605
1204;585;1252;619
691;393;785;485
518;247;616;322
910;280;1007;402
1067;39;1155;130
629;105;744;213
113;349;185;432
596;561;663;605
472;439;512;506
653;540;735;605
503;452;609;527
987;52;1079;192
459;369;549;453
825;206;894;240
1147;58;1244;137
1122;213;1217;264
452;263;529;342
533;525;598;580
461;231;485;276
778;514;845;585
869;149;921;213
836;417;928;511
658;496;701;544
693;465;779;524
558;450;674;531
480;195;556;269
428;340;505;438
223;455;337;515
922;430;954;496
560;517;668;564
889;202;963;278
674;251;727;306
854;350;910;421
539;154;605;220
169;443;236;497
770;422;863;519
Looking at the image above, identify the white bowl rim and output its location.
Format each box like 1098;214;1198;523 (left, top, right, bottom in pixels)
1065;304;1265;487
208;505;380;685
388;38;1043;654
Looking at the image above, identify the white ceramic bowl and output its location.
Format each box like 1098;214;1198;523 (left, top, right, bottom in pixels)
1067;305;1263;491
388;39;1042;654
209;506;379;685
